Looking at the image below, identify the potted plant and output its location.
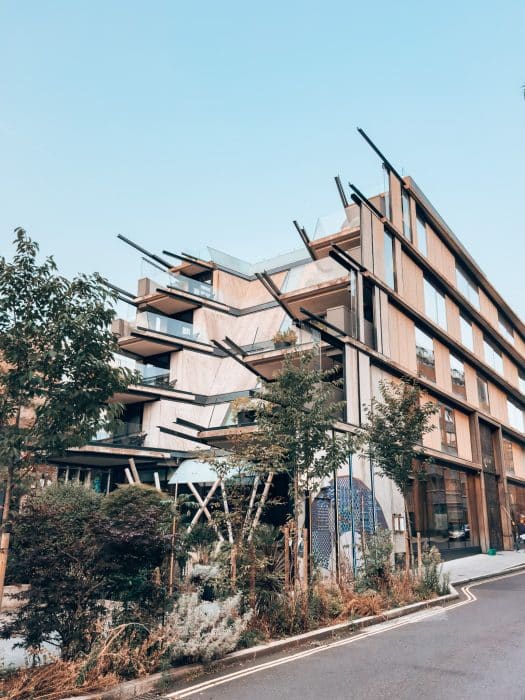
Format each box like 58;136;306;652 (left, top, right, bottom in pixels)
272;328;298;349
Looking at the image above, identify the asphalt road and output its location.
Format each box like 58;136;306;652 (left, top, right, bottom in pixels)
163;570;525;700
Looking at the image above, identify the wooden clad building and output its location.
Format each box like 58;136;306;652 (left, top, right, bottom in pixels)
51;133;524;562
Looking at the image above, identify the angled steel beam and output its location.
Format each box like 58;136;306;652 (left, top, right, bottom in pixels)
211;340;270;382
334;175;349;208
299;307;346;338
104;280;135;299
356;127;405;184
223;335;247;357
329;243;366;273
117;234;172;269
255;273;294;318
163;249;215;270
158;425;207;445
175;417;206;432
348;183;384;220
293;220;316;261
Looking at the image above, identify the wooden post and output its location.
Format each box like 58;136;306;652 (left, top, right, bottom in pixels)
283;526;290;591
302;528;308;592
417;532;422;576
168;515;177;597
249;542;256;608
128;458;141;484
230;544;237;588
0;531;10;610
292;524;299;589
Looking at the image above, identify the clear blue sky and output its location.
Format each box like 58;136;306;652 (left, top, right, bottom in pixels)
1;1;524;318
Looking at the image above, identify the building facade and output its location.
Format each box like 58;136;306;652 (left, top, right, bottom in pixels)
50;132;525;564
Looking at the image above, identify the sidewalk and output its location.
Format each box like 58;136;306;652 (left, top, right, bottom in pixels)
442;550;525;584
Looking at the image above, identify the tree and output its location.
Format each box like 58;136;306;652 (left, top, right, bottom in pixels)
96;485;173;621
355;379;438;565
0;229;135;605
218;348;351;585
4;484;104;659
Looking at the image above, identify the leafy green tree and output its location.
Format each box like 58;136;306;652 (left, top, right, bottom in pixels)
216;349;351;586
355;379;438;564
0;229;135;604
96;485;173;621
4;484;104;659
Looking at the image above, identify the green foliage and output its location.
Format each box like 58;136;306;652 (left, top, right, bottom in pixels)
416;545;448;597
0;229;136;520
4;485;104;660
356;528;393;592
5;484;172;658
355;379;438;497
96;485;173;620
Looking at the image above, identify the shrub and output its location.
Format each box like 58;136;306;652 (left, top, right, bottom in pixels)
356;528;393;593
164;592;252;664
4;484;104;660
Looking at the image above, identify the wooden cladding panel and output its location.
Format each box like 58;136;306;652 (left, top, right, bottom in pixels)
213;269;287;307
479;289;499;329
400;252;424;314
488;382;508;424
445;297;461;343
388;304;417;373
455;411;473;462
503;355;519;390
389;173;403;231
372;216;385;282
426;226;456;285
512;443;525;479
434;340;451;393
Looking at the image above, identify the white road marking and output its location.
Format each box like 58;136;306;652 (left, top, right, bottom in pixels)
165;569;525;699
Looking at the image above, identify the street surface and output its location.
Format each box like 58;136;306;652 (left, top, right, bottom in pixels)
163;570;525;700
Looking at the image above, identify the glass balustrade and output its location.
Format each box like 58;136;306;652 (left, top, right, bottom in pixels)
135;311;205;342
140;259;216;301
280;256;346;294
112;353;175;389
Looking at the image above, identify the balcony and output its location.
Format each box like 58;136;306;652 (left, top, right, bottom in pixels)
113;310;211;359
94;421;146;447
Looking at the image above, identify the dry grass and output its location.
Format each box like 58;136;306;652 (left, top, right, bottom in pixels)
0;624;167;700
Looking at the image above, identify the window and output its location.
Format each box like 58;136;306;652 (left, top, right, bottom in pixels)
483;337;503;375
450;355;466;399
440;405;458;454
519;369;525;395
460;314;474;351
384;230;395;289
456;263;480;310
507;400;524;432
416;209;427;256
424;278;447;329
415;327;436;382
476;374;490;412
503;439;515;474
401;190;412;241
498;312;514;344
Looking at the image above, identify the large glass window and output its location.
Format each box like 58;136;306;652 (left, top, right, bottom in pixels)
408;465;474;551
476;374;490;413
424;278;447;329
483;337;503;375
498;311;514;344
384;230;395;289
450;354;466;399
416;209;427;256
460;314;474;351
415;327;436;382
440;405;458;454
456;263;480;310
507;400;524;432
401;190;412;241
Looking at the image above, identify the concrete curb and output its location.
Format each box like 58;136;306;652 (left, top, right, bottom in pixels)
62;564;525;700
62;588;459;700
